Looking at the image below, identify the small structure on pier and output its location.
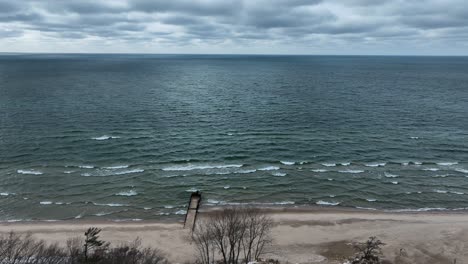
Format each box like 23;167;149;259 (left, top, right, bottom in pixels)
184;191;202;230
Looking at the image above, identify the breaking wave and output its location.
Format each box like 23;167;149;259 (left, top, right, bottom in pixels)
17;169;43;175
162;164;243;171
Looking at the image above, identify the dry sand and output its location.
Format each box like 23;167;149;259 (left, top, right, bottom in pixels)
1;208;468;264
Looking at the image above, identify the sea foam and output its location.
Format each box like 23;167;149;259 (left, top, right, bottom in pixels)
78;165;94;169
338;169;364;174
93;203;127;207
437;162;458;166
316;200;340;206
162;164;242;171
116;190;138;196
311;169;327;172
17;169;43;175
258;166;280;171
280;161;295;165
82;169;144;177
92;135;120;140
384;172;398;178
364;162;386;167
103;165;129;169
272;171;287;177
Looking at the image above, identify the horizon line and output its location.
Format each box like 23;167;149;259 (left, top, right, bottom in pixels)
1;52;467;57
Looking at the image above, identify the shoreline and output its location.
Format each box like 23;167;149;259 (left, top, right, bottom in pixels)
2;207;468;263
2;204;468;225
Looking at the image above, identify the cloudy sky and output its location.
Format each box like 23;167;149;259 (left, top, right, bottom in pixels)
0;0;467;55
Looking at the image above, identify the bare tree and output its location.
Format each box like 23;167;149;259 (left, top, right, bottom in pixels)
104;238;168;264
241;208;273;261
193;207;273;264
0;231;67;264
192;218;216;264
350;236;385;264
0;230;168;264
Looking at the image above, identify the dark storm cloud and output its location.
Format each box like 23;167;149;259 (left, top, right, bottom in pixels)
0;0;467;53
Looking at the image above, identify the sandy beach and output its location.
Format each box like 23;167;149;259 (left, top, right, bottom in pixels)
1;208;468;263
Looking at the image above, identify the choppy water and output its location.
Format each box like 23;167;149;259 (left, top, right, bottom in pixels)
1;54;468;221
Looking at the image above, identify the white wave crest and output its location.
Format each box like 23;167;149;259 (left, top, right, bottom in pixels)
236;169;257;174
223;186;230;189
186;188;199;192
174;210;186;215
116;190;138;196
434;189;447;194
94;212;114;216
93;203;127;207
40;201;52;205
78;165;94;169
207;199;224;204
272;171;287;177
311;169;327;172
432;174;448;178
364;162;386;167
162;164;243;171
0;192;13;196
423;168;439;171
74;213;83;219
92;135;120;140
355;206;378;211
340;162;351;166
390;208;450;212
103;165;129;169
437;162;458;166
391;181;398;184
366;199;377;202
274;201;295;205
113;219;142;222
451;191;464;195
321;163;336;167
17;169;43;175
258;166;280;171
384;172;398;178
455;168;468;174
316;200;340;206
338;169;364;174
82;169;144;177
280;161;295;165
113;169;144;175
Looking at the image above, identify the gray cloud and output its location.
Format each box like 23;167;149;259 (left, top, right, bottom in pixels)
0;0;467;54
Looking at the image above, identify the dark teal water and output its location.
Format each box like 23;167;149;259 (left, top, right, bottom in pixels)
1;54;468;221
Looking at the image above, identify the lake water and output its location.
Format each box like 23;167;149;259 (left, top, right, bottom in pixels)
1;54;468;221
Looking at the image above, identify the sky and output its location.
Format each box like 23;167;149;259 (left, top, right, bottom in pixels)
0;0;467;55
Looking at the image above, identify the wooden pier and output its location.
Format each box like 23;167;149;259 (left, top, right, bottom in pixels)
184;191;202;230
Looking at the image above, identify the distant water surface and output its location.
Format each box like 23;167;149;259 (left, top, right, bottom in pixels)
1;54;468;221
